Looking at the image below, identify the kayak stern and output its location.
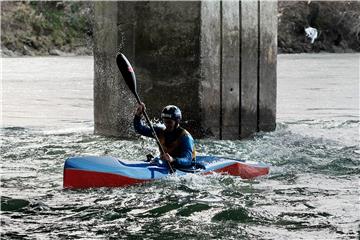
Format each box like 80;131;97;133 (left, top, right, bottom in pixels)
211;161;269;179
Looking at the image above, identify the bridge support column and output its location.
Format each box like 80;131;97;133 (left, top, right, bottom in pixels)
94;1;277;139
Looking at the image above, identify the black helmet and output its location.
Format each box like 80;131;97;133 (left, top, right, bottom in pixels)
161;105;182;121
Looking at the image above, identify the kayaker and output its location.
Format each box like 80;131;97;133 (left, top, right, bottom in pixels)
134;103;196;169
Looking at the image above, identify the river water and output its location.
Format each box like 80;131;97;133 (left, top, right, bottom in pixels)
1;54;359;239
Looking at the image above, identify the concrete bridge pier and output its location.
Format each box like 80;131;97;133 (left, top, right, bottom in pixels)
93;1;277;140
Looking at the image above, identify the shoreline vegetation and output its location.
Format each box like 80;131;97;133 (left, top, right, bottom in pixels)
1;1;359;57
1;1;93;57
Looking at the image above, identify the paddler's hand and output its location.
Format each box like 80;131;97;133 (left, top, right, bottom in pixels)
135;102;146;117
161;153;175;163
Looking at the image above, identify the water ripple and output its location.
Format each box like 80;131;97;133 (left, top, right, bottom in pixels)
1;118;359;239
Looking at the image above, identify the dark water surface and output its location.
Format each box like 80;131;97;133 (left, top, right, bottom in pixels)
1;54;359;239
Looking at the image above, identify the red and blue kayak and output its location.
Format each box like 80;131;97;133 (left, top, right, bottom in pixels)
63;156;270;189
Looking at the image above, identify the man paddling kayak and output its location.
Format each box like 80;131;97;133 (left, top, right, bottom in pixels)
134;103;196;169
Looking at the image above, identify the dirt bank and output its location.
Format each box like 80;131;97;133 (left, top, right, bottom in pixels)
278;1;360;53
1;1;359;56
1;1;93;56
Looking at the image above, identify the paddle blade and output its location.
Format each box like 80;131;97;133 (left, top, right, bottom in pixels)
116;53;137;96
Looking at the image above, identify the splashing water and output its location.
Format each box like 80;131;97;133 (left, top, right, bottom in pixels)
1;55;359;239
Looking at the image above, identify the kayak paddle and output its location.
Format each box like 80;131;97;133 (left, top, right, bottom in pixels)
116;52;174;173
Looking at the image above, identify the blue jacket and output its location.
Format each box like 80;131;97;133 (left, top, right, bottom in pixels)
133;115;195;168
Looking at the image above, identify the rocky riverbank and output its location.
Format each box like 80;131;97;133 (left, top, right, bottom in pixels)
1;1;359;57
1;1;93;57
278;1;360;53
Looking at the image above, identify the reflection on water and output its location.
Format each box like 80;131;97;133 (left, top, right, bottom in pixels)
1;54;359;239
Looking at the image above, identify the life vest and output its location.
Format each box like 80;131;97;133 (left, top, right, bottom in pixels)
158;127;196;160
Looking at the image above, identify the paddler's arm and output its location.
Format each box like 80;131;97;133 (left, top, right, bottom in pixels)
174;135;195;167
133;103;163;138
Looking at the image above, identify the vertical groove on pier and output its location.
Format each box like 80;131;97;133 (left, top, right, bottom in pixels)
256;0;261;132
219;0;223;139
239;2;242;138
